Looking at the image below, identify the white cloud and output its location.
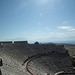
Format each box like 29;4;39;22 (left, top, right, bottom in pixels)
58;26;75;31
68;28;75;31
61;20;75;26
58;26;71;29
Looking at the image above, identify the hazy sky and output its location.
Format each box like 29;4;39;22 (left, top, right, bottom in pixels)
0;0;75;43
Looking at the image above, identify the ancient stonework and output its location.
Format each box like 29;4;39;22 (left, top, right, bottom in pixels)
0;41;74;75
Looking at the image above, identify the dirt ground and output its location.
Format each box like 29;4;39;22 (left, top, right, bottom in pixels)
65;45;75;56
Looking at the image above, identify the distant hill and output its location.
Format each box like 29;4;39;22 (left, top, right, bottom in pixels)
54;43;75;46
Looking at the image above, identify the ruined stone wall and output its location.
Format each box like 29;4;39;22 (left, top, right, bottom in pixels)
14;41;28;44
14;41;28;45
0;41;12;44
0;41;28;46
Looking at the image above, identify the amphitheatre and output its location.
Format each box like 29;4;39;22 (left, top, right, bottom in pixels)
0;41;75;75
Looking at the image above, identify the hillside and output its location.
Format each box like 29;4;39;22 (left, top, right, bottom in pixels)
0;41;74;75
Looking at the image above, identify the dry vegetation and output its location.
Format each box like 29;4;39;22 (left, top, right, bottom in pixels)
65;45;75;56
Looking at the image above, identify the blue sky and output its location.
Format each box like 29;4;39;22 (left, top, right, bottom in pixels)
0;0;75;43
